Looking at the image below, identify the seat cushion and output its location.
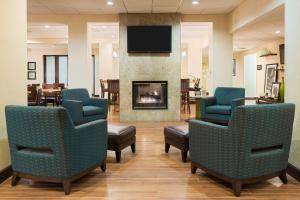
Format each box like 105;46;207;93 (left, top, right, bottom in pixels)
82;106;104;116
164;126;189;151
206;105;231;115
107;125;136;148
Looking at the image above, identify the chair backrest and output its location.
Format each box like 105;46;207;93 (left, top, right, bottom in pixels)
53;83;65;89
214;87;245;105
181;79;190;93
27;85;38;102
42;83;53;89
228;103;295;178
107;79;119;93
5;106;74;176
61;88;90;105
100;79;106;90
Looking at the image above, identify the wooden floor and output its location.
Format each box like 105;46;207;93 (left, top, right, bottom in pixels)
1;105;300;199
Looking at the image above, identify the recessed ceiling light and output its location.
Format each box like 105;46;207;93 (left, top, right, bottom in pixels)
44;25;49;29
192;0;199;5
107;0;113;6
275;30;281;34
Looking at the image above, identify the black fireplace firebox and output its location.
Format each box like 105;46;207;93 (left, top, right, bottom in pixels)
132;81;168;110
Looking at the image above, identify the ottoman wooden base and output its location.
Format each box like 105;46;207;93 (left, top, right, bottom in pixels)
164;126;189;162
108;125;136;163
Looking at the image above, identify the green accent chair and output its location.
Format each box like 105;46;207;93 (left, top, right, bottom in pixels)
189;104;295;196
199;87;245;123
5;106;107;195
61;88;108;125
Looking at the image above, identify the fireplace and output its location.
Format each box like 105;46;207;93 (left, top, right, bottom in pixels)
132;81;168;110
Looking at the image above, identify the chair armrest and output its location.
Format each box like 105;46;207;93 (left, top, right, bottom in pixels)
231;98;245;111
88;98;108;116
189;120;235;168
199;97;216;117
64;119;107;176
62;100;83;124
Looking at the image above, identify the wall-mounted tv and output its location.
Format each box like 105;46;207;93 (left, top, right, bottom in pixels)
127;26;172;53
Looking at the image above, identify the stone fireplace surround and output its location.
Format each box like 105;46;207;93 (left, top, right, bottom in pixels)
119;14;181;122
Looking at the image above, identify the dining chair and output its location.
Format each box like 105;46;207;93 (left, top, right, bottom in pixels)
27;85;38;106
181;79;190;113
107;79;119;112
100;79;108;98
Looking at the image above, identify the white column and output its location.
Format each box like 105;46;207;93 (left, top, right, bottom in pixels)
285;0;300;168
68;20;93;93
0;0;27;170
99;42;114;79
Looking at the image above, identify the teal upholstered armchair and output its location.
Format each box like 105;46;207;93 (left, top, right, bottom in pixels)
61;88;108;125
5;106;107;195
200;87;245;123
189;104;295;196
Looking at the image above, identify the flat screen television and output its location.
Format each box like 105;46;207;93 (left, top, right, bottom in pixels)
127;26;172;53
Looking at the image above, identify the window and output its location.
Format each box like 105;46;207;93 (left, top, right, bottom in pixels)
44;55;68;85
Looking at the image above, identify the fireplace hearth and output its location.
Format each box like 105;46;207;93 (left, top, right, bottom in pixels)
132;81;168;110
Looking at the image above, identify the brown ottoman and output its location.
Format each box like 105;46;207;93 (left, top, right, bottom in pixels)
108;125;136;163
164;126;189;162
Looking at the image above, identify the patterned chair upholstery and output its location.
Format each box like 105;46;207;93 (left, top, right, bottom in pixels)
5;106;107;195
61;88;108;125
199;87;245;123
189;103;295;196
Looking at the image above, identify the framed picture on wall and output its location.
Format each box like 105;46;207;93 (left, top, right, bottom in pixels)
271;82;280;98
28;71;36;80
264;63;278;95
27;62;36;70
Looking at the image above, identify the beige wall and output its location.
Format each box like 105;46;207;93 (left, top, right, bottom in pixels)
285;0;300;169
181;15;233;92
0;0;27;170
233;39;284;96
230;0;285;32
119;14;181;122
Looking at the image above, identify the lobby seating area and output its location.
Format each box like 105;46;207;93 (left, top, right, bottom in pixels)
2;0;300;199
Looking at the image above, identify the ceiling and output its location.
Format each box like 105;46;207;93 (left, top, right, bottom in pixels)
28;0;244;14
233;5;284;51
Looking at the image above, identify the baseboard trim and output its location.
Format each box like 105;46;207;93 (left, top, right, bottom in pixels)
0;165;12;184
287;163;300;182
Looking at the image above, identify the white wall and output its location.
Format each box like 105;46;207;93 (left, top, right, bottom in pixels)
285;0;300;169
0;0;27;170
233;39;284;96
27;48;68;85
28;14;119;93
99;42;114;79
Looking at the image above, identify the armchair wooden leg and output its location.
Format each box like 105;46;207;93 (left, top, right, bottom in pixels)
62;180;72;195
115;150;121;163
279;171;288;184
11;172;20;186
100;162;106;172
165;143;170;153
131;143;136;153
181;151;187;162
232;181;242;197
191;163;197;174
